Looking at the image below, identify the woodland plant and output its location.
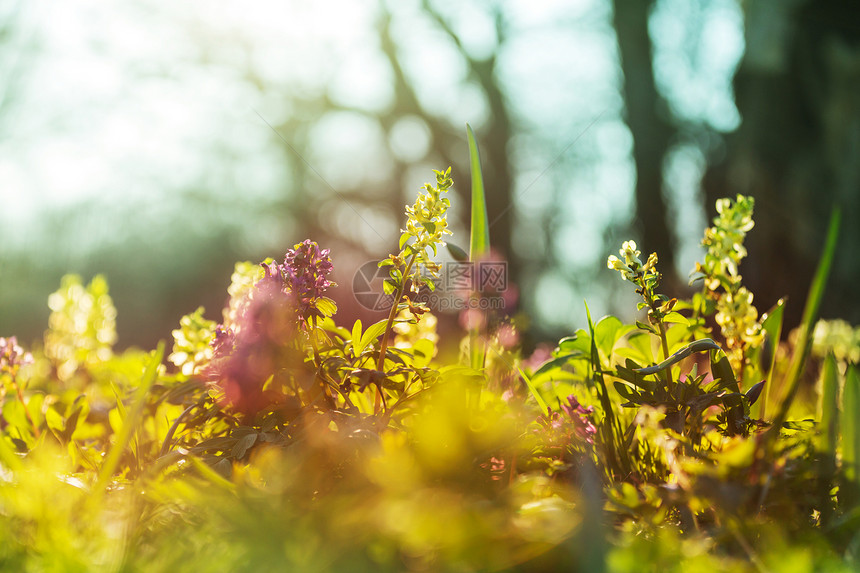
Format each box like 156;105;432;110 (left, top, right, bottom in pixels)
690;194;764;381
0;130;857;571
376;167;452;373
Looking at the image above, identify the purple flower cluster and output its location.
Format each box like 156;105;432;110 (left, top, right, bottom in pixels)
538;395;597;446
257;240;335;323
0;336;33;375
204;240;333;417
206;283;300;418
283;240;335;321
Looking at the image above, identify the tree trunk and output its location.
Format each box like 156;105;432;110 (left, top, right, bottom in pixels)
612;0;677;282
703;0;860;329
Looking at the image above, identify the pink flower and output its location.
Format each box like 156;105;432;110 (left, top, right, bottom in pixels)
0;336;32;375
283;240;335;321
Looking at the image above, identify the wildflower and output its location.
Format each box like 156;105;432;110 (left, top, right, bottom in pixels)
697;194;755;291
690;195;764;380
223;261;266;328
607;239;671;357
169;307;217;376
537;395;597;446
206;274;301;418
607;240;641;281
282;239;336;322
607;240;659;284
0;336;33;375
45;274;116;381
377;169;453;372
812;319;860;365
385;167;453;298
403;169;453;270
559;395;597;443
715;286;763;372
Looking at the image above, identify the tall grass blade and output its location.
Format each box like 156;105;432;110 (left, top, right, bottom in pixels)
842;365;860;488
517;366;549;413
95;341;165;494
585;301;626;478
466;123;489;373
769;207;841;437
759;298;785;419
818;353;839;456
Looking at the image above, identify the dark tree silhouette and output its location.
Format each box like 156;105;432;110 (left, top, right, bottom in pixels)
703;0;860;328
613;0;677;283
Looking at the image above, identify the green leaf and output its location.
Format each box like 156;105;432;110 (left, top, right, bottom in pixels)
317;316;352;340
662;311;689;326
842;365;860;485
466;123;490;375
709;348;740;394
635;320;657;335
532;353;583;378
62;401;86;442
769;207;841;437
231;433;257;460
759;298;786;418
817;353;839;456
466;123;490;262
411;338;436;368
94;342;164;497
2;400;31;443
358;319;389;356
615;361;657;393
446;242;469;262
594;315;629;361
46;406;65;434
613;381;647;406
351;319;362;349
315;297;337;317
558;332;590;355
517;366;549;413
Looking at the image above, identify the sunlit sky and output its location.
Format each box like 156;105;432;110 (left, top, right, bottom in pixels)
0;0;745;336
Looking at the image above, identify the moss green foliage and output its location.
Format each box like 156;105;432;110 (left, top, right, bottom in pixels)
0;162;857;571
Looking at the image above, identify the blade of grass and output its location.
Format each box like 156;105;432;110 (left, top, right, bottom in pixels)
842;365;860;489
818;353;839;456
768;207;841;439
466;123;489;375
466;124;490;264
517;366;549;413
94;341;165;494
818;352;841;523
586;301;627;478
759;298;785;419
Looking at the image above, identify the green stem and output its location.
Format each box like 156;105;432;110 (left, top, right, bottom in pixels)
310;315;321;369
375;254;417;413
657;320;670;362
11;374;40;439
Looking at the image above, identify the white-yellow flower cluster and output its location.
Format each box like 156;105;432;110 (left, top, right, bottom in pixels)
812;319;860;365
607;240;658;282
699;195;755;291
403;167;453;271
715;286;763;371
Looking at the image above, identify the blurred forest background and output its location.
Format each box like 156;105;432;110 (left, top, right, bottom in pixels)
1;0;858;351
